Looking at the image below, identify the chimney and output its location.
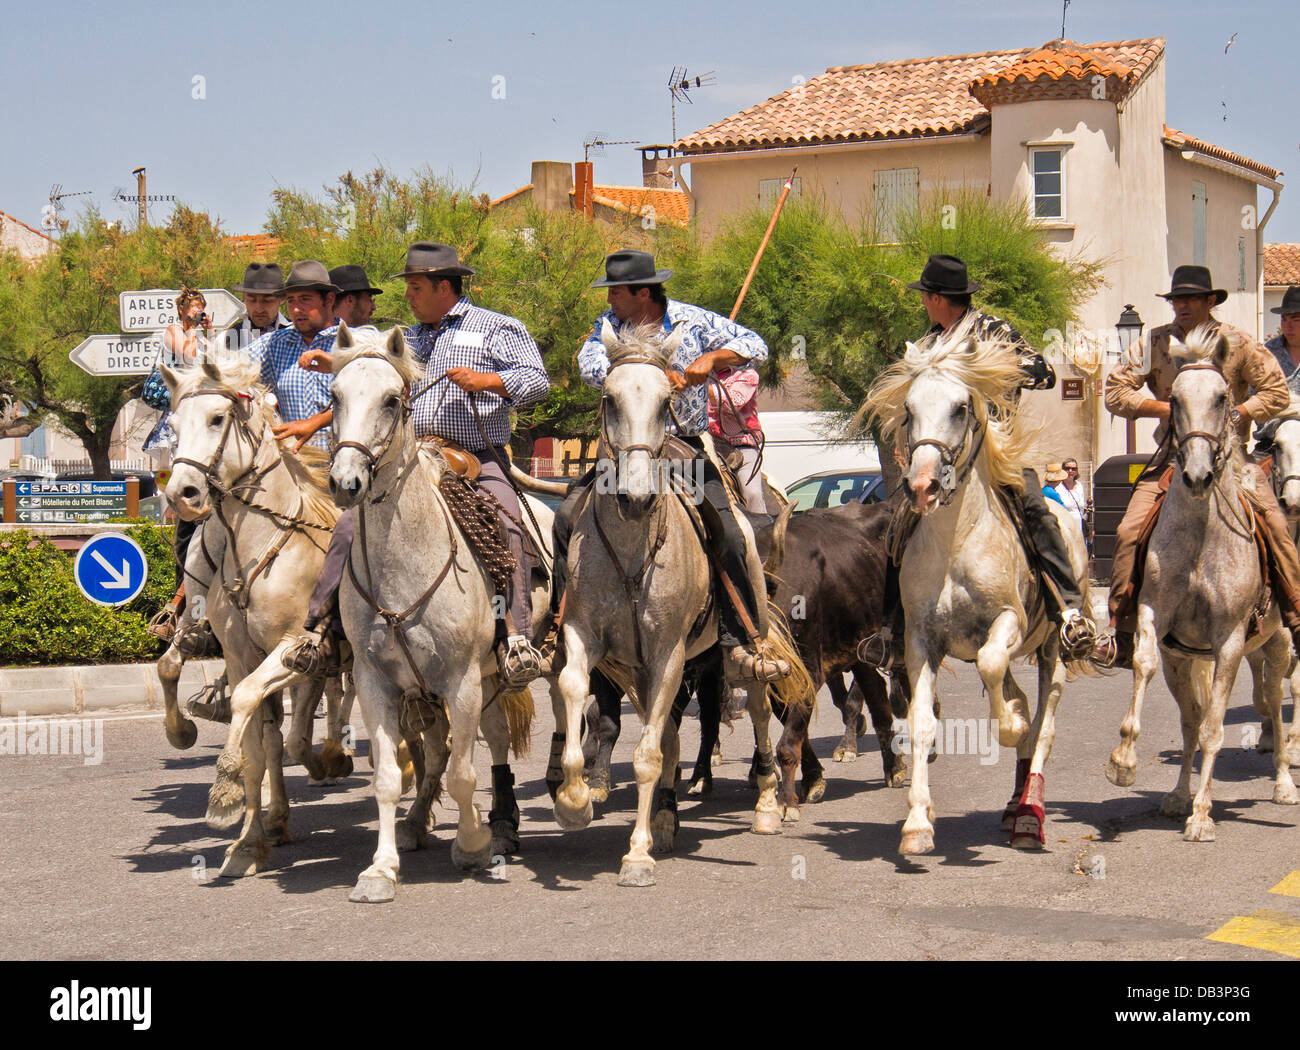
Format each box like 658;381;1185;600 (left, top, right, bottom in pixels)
530;161;571;213
639;145;676;189
573;161;594;218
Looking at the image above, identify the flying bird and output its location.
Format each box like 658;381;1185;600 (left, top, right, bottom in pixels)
1225;33;1237;53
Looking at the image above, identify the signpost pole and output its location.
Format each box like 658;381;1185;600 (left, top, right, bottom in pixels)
2;481;13;523
127;478;139;518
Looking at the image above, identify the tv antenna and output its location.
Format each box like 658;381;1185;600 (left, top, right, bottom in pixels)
668;66;716;142
583;135;639;163
41;184;91;237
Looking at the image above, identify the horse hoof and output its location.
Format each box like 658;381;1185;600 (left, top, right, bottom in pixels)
802;777;826;805
396;822;429;852
348;875;396;903
686;778;712;797
1161;793;1192;819
165;719;198;750
832;745;858;763
1010;814;1044;849
1011;833;1044;851
781;804;800;823
490;819;521;856
650;811;677;853
219;845;265;878
1273;783;1299;806
887;764;909;788
1183;818;1216;843
263;820;293;847
588;785;610;804
751;809;782;835
554;796;593;831
450;839;493;871
1000;807;1018;832
617;860;656;887
1105;756;1137;788
205;798;243;832
900;829;934;855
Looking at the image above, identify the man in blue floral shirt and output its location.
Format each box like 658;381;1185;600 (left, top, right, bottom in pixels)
550;250;789;682
1256;286;1300;447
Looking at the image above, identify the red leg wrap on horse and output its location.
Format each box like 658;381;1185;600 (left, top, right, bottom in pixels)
1011;772;1046;845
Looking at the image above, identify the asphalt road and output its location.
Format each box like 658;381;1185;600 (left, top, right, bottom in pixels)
1;658;1297;962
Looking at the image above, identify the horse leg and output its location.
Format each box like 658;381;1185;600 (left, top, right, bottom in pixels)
855;664;906;787
1107;602;1159;787
830;673;859;763
900;638;939;855
1155;655;1199;819
1186;634;1247;842
262;687;300;847
687;650;721;796
586;670;622;803
319;675;355;781
650;715;680;853
619;644;686;886
744;677;782;837
348;661;403;903
1010;640;1066;849
976;610;1027;748
554;626;598;829
1001;673;1032;830
1286;651;1300;765
398;713;447;853
445;672;492;871
480;698;521;855
158;640;197;750
284;675;327;782
1261;629;1299;805
774;701;804;821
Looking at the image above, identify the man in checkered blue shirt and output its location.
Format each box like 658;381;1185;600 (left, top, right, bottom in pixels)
286;243;551;688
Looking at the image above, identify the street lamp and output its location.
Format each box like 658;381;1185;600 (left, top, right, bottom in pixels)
1116;304;1144;453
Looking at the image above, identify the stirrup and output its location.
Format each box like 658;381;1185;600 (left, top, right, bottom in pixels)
498;635;543;689
147;601;181;643
1088;630;1133;671
175;619;220;658
187;673;231;723
857;628;903;672
282;627;341;677
1059;610;1098;660
726;644;791;684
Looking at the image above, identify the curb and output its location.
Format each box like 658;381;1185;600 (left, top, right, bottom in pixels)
0;660;224;718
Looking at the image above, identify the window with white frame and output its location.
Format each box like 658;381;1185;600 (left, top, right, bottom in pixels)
873;167;919;241
1030;147;1064;219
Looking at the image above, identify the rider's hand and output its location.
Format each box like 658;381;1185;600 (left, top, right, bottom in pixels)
298;349;333;373
682;356;715;387
666;370;687;392
272;418;320;453
447;367;494;393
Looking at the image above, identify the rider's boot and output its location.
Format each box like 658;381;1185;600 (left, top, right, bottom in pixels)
498;634;544;689
283;615;344;677
148;586;185;643
724;642;792;684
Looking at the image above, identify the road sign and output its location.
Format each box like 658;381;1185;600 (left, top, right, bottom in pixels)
68;334;174;376
118;288;244;332
73;533;148;607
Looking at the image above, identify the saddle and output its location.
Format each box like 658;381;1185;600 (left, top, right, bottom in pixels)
420;436;481;481
1123;466;1273;643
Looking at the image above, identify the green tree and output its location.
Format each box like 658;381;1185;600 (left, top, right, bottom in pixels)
0;208;242;475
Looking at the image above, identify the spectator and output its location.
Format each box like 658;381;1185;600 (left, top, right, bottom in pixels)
144;287;210;467
1042;462;1067;506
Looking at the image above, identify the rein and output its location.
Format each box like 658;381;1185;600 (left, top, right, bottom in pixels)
904;398;984;506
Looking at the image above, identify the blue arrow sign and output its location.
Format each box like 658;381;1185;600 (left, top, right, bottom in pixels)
73;533;149;607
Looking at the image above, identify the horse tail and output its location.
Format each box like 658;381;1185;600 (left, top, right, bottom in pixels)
763;603;817;713
502;686;535;758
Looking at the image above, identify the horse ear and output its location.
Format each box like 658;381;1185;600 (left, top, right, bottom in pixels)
160;363;181;395
958;337;976;356
385;327;406;358
662;322;686;358
1214;333;1231;370
336;322;353;349
599;318;619;352
202;357;221;382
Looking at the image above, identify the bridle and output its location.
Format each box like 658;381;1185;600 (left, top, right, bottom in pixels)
596;352;681;464
1170;362;1231;479
171;387;268;497
903;396;985;506
1265;419;1300;502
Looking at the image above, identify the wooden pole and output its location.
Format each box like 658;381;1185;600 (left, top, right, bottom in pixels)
730;167;797;321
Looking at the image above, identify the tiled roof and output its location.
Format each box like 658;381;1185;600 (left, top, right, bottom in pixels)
490;184;532;207
223;233;282;257
969;39;1148;107
581;185;690;225
678;37;1164;155
1162;125;1281;182
1265;244;1300;287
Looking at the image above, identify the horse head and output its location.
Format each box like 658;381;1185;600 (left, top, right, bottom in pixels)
1168;324;1233;498
599;319;685;518
328;323;413;508
164;354;272;520
1268;395;1300;515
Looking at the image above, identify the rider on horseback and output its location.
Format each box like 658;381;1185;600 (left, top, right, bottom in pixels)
859;254;1098;669
283;243;552;688
547;250;791;683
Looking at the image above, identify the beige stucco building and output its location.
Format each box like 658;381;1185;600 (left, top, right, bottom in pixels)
669;37;1284;476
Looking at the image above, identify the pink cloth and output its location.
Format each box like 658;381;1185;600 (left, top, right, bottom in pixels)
708;365;762;447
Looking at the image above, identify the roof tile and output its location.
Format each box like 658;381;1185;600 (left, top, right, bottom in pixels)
1265;244;1300;287
1162;125;1281;181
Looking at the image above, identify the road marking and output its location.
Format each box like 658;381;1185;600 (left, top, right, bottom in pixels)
1269;871;1300;898
1208;909;1300;958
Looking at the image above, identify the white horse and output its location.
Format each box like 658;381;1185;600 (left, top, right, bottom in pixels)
163;357;345;875
328;324;543;903
865;321;1089;854
552;321;793;887
1105;326;1298;839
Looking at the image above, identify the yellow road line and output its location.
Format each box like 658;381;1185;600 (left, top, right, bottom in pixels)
1269;871;1300;898
1208;909;1300;958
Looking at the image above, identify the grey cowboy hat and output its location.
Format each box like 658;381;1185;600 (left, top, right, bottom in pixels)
907;254;982;295
389;242;474;279
281;260;340;295
329;264;383;296
1271;286;1300;316
591;250;673;287
1158;264;1228;306
231;262;284;295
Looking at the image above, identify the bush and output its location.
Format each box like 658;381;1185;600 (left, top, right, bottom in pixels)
0;523;176;666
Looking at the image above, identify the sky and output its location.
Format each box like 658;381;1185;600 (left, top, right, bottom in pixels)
2;0;1296;243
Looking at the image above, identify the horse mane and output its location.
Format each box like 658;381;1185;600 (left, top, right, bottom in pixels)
1167;322;1223;366
174;355;338;528
331;325;418;386
605;322;673;369
864;314;1037;491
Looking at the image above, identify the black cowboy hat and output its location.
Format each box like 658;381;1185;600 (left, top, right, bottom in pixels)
329;264;383;296
1158;264;1228;306
231;262;284;296
281;260;340;295
1272;286;1300;316
907;254;982;295
591;250;673;287
389;241;474;279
